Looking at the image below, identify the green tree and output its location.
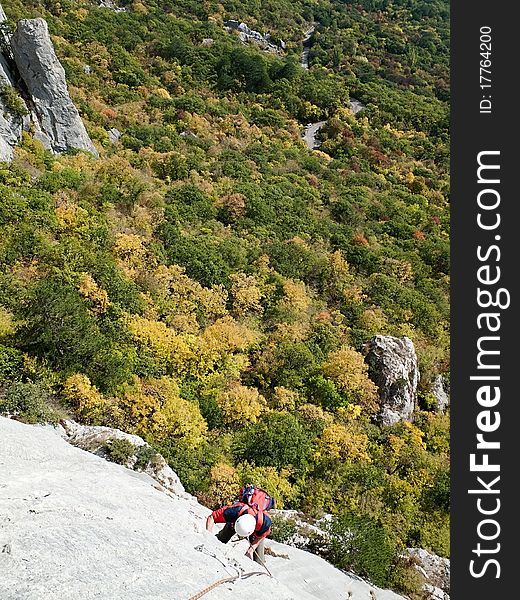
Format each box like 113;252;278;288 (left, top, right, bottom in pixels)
233;412;314;472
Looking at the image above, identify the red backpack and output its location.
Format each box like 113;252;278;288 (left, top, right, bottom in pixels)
239;484;276;512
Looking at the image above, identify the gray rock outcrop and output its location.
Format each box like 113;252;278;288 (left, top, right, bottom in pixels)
431;374;449;413
0;3;7;29
406;548;450;600
0;82;23;163
108;126;121;144
0;108;20;162
11;18;98;157
0;5;22;162
224;20;283;54
349;97;365;114
60;420;188;498
364;335;419;425
0;63;25;162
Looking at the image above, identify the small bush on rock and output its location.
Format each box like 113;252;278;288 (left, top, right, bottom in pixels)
0;381;59;424
104;438;135;465
134;445;160;471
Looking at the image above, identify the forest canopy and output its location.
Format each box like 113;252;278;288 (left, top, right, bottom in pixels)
0;0;449;595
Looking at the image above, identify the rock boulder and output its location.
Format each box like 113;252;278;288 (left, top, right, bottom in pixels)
406;548;450;600
431;374;449;413
11;18;98;157
60;420;189;499
0;5;23;162
364;335;419;425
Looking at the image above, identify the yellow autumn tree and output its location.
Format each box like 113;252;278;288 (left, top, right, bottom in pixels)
205;462;241;507
323;250;354;299
194;316;257;379
77;273;110;314
315;423;371;463
0;306;16;338
113;233;147;278
62;374;106;425
145;264;228;331
322;346;379;414
217;383;267;427
279;279;312;316
117;376;207;446
125;313;194;375
54;196;88;231
229;272;263;316
385;421;428;474
271;386;301;411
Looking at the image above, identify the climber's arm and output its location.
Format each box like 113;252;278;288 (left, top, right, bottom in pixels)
205;514;215;533
245;539;261;560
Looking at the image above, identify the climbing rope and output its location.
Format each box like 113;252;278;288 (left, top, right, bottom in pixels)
194;544;241;576
187;571;268;600
188;575;239;600
189;543;273;599
253;548;273;578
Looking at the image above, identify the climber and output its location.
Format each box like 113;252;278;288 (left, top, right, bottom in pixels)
206;501;272;564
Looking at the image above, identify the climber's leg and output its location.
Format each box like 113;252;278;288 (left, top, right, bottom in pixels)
215;523;235;544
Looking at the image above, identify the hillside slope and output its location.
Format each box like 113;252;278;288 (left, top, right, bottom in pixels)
0;417;406;600
1;0;450;595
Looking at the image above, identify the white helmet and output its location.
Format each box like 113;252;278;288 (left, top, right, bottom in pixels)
235;513;256;538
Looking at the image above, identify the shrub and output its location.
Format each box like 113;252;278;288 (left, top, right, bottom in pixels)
0;381;58;424
267;341;318;390
387;554;428;599
233;412;314;472
326;511;396;587
306;375;346;411
104;438;135;465
0;345;23;384
134;445;161;471
269;514;298;544
62;374;106;425
0;84;28;118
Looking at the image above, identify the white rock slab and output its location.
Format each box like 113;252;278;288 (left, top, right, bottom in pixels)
0;417;407;600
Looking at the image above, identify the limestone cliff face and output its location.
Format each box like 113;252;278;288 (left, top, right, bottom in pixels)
364;335;420;426
0;72;23;163
0;5;21;162
0;5;97;161
0;417;407;600
12;18;98;157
